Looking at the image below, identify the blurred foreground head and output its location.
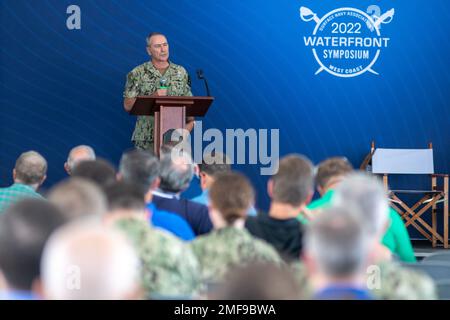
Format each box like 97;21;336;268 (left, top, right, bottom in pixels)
0;199;67;292
48;178;107;222
333;172;389;238
212;263;303;299
304;206;371;281
41;222;141;300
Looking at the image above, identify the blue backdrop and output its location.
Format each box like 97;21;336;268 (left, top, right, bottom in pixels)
1;1;449;232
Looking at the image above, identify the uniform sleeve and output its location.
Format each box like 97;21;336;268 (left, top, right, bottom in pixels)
123;71;139;98
182;68;193;97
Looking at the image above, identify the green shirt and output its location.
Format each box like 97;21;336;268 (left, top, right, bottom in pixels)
123;61;192;142
0;183;44;213
297;189;417;262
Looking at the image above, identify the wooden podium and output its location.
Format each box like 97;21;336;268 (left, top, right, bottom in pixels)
129;96;214;155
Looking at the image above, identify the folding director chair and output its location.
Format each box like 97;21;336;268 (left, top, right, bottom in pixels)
362;142;449;248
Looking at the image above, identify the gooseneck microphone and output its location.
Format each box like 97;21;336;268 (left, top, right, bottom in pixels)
196;69;211;96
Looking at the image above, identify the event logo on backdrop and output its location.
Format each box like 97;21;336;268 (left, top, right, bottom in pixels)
299;6;394;77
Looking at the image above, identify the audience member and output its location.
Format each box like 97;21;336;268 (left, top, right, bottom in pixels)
103;181;202;298
212;263;303;300
0;199;67;299
191;152;258;216
118;149;195;240
71;159;117;190
64;145;96;175
293;173;437;300
303;206;374;300
153;146;212;235
47;178;107;222
246;155;313;262
191;152;231;205
299;157;416;263
0;151;47;213
190;172;281;287
41;222;141;299
302;157;353;216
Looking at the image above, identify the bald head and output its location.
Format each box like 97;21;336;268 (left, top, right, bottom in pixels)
65;145;96;175
14;151;47;187
41;222;141;300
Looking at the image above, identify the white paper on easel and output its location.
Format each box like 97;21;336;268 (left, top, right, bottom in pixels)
372;148;434;174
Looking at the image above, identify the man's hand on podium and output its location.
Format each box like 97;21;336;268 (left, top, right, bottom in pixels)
123;97;137;112
156;88;168;96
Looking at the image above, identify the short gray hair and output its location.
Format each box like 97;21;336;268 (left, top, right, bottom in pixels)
158;148;194;193
333;172;389;236
67;145;96;172
304;206;371;278
14;151;47;185
48;178;107;222
119;149;160;194
146;32;166;46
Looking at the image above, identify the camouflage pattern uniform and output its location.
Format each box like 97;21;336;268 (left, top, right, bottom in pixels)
123;61;192;150
290;261;438;300
190;227;283;286
114;217;202;298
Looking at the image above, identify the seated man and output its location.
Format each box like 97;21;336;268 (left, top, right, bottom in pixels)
191;152;231;205
298;157;416;263
299;157;353;222
0;151;47;213
41;223;141;300
246;155;313;262
152;146;212;236
304;206;374;300
64;145;96;175
47;178;107;222
118;149;195;241
71;159;117;191
191;152;257;216
0;199;67;299
190;172;281;287
292;173;436;300
102;181;202;298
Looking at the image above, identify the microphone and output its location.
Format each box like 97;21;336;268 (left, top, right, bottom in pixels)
159;77;168;88
196;69;211;96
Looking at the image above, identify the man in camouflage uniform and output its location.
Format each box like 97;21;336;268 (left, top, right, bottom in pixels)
190;226;283;288
291;260;437;300
114;217;202;299
123;32;193;151
103;180;202;298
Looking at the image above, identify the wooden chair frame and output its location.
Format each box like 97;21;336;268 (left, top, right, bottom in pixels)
362;142;449;248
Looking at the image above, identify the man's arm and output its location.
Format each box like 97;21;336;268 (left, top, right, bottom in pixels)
123;71;138;112
123;97;136;112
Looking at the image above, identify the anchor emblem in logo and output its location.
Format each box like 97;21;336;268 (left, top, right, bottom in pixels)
300;6;394;77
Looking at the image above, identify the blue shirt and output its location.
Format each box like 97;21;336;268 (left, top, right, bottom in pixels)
147;202;195;241
191;190;257;216
0;290;39;300
314;285;374;300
